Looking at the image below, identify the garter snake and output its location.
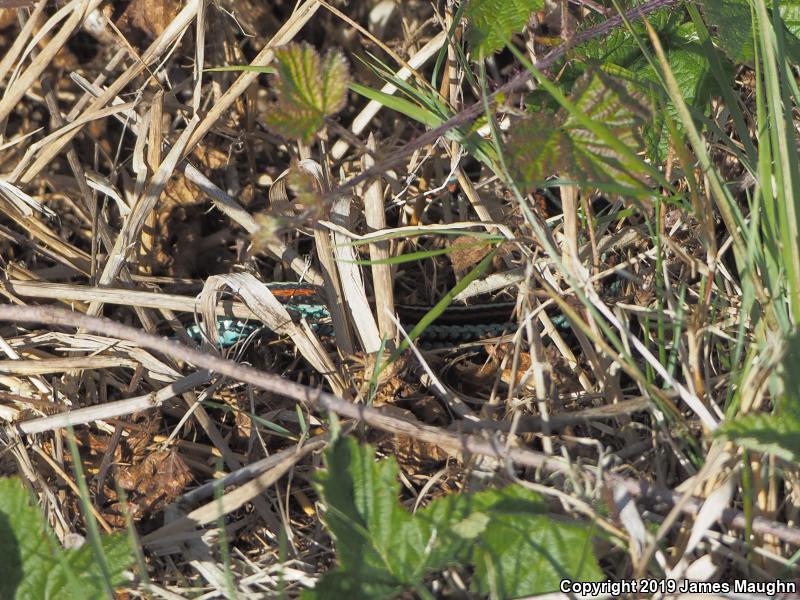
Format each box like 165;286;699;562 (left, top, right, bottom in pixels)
186;282;518;348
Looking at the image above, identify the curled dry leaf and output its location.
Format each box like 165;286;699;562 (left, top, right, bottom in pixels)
252;160;327;251
287;162;324;212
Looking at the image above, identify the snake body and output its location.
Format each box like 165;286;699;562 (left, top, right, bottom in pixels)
186;282;518;348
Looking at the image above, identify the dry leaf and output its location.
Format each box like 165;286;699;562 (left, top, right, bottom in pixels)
448;235;492;279
115;449;192;520
114;0;181;43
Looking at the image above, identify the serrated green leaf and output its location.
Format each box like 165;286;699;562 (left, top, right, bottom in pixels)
469;490;603;596
450;511;491;539
505;113;571;185
702;0;755;62
465;0;545;56
418;485;602;596
576;7;680;70
571;9;728;162
507;70;652;194
718;331;800;463
717;412;800;461
263;43;350;143
660;44;712;106
309;438;421;598
0;477;132;599
640;40;719;160
563;69;650;170
700;0;800;62
307;438;601;599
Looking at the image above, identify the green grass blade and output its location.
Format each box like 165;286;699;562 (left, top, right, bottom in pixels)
391;250;497;358
65;428;116;599
349;81;444;127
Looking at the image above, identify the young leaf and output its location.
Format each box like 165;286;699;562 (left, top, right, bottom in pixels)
465;0;545;57
507;69;652;195
0;477;132;599
263;43;350;143
504;112;573;187
304;437;602;599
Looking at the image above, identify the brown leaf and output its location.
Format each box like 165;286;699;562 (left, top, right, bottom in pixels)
115;449;192;519
114;0;181;44
192;145;229;171
0;8;21;29
369;406;449;473
448;235;492;279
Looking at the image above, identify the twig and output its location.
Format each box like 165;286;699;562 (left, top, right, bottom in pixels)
16;371;212;435
2;304;800;546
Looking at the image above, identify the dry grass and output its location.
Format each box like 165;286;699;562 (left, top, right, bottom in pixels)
0;0;798;597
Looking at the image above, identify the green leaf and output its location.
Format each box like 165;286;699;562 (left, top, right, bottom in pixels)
467;489;603;596
418;485;602;596
505;113;565;187
507;69;652;195
577;7;684;71
718;331;800;462
449;511;490;539
700;0;800;63
305;437;602;599
640;40;718;160
465;0;545;57
0;477;132;599
702;0;756;62
306;438;419;599
263;43;350;143
717;412;800;461
572;10;727;162
642;27;716;106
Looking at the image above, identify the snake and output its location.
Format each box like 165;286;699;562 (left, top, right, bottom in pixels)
184;282;519;348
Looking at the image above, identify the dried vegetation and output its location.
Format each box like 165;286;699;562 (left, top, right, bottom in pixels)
0;0;797;597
